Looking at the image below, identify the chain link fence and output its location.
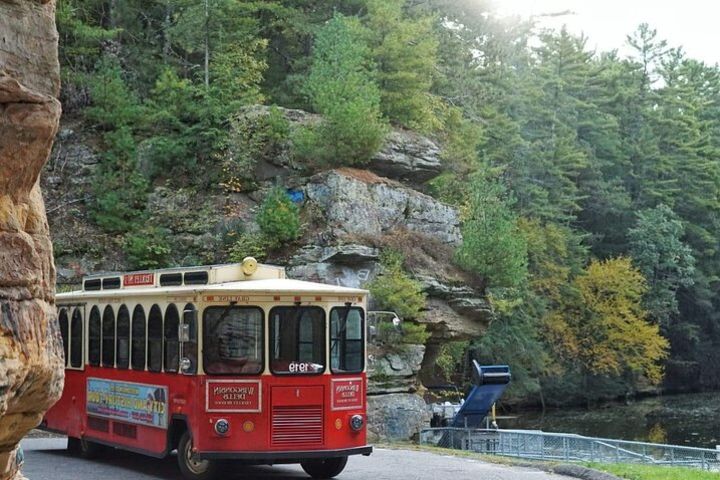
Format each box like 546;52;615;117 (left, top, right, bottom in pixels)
420;428;720;471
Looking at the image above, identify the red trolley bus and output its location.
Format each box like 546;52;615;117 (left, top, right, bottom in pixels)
44;258;371;479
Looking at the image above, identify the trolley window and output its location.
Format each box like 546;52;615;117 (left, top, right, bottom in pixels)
330;307;364;374
164;304;180;373
70;308;83;368
102;306;115;367
132;305;146;370
148;305;163;372
89;306;101;366
116;305;130;369
203;307;263;375
270;306;325;375
59;309;69;366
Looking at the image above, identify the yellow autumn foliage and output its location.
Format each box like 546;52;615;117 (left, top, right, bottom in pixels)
546;257;669;384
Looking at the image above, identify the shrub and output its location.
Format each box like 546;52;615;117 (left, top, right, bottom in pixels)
91;128;149;234
256;187;301;247
124;226;172;270
228;232;268;262
436;340;469;381
376;321;431;348
223;106;290;192
367;250;426;320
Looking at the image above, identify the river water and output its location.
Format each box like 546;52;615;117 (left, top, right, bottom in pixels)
500;392;720;448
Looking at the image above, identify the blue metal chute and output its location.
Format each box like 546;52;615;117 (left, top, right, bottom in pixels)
450;362;511;428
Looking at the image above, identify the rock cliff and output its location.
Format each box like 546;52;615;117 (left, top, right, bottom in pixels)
0;1;64;478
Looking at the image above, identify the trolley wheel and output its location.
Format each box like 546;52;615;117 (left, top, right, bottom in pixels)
67;437;80;454
77;437;104;459
300;456;348;479
177;431;218;480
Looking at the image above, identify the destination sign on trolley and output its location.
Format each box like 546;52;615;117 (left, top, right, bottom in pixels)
206;380;262;412
331;378;363;410
123;273;154;287
204;295;250;303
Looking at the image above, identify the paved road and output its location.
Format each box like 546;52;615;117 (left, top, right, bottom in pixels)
21;437;574;480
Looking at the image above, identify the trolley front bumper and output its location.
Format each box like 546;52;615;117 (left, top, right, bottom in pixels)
197;445;373;463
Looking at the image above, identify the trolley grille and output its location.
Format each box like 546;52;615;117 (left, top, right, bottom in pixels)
271;405;324;447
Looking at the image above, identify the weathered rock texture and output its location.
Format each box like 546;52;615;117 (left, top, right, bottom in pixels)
235;105;443;185
0;1;65;478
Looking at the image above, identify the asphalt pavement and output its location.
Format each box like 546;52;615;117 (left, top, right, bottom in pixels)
21;437;575;480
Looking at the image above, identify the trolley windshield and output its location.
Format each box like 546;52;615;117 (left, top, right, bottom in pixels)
270;306;325;374
203;306;263;375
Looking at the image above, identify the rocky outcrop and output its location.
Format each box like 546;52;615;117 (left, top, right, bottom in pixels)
235;105;443;184
369;129;443;184
0;1;65;478
367;394;431;442
304;169;461;245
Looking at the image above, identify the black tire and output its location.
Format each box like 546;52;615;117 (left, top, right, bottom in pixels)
300;456;348;479
177;431;218;480
78;437;104;459
67;437;80;454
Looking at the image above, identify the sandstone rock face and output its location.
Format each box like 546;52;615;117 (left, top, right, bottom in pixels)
0;1;64;478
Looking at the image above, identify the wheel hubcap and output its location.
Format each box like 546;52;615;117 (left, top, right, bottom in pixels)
184;438;209;474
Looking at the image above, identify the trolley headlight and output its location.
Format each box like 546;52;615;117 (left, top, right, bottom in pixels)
214;418;230;436
349;414;364;431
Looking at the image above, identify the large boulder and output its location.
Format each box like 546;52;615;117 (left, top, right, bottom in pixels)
0;1;65;478
368;129;443;184
367;393;431;442
304;168;461;245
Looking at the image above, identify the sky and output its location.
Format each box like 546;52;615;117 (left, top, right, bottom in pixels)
492;0;719;65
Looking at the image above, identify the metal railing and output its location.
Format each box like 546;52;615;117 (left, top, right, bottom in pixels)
419;428;720;471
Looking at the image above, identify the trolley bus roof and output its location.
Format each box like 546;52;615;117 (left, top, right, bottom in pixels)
57;278;368;300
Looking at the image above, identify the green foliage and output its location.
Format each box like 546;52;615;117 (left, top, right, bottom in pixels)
436;341;468;382
256;188;301;247
224;107;290;192
628;204;696;326
376;321;431;348
297;13;387;165
86;61;143;129
364;0;440;132
367;250;427;320
587;462;720;480
455;174;528;289
91;128;149;234
227;233;269;263
124;227;172;270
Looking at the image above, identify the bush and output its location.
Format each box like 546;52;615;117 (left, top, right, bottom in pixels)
436;340;469;381
367;250;426;320
91;128;149;234
228;232;269;262
256;187;301;247
223;107;290;192
124;226;172;270
376;321;431;348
